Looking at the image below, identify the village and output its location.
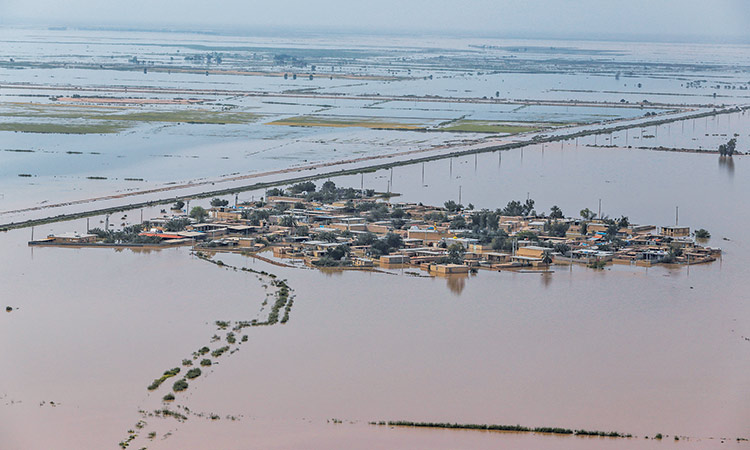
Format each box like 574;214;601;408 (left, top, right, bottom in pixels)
29;180;720;274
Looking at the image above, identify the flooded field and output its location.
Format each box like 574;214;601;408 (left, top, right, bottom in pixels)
1;27;749;449
1;27;747;220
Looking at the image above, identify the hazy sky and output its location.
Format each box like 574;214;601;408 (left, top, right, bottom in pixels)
2;0;750;42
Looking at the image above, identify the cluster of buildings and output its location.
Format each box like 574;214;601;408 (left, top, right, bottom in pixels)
31;192;720;274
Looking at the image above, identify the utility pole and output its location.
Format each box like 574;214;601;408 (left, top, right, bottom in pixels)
360;173;364;198
86;218;90;233
421;163;425;184
675;206;679;226
458;185;462;206
598;199;602;219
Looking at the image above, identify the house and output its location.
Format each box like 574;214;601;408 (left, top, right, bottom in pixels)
407;227;452;242
50;232;97;244
661;226;690;237
353;258;374;267
429;263;469;274
380;254;409;265
516;246;551;259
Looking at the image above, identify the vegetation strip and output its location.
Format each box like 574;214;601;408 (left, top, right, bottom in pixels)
117;250;295;447
372;421;632;438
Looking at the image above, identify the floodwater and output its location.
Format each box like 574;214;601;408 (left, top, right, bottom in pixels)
2;130;749;449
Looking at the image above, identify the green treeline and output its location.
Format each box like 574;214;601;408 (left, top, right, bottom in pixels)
376;421;632;438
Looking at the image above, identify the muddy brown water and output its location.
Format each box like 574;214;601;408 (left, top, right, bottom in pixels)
1;132;749;449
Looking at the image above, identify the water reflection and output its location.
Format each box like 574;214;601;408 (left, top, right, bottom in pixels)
444;274;467;295
718;156;735;178
540;271;553;288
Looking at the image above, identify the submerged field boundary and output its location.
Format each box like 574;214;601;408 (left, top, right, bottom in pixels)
0;105;743;232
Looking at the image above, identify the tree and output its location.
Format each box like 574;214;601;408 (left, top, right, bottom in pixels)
694;228;711;239
549;205;564;219
523;199;535;216
327;245;350;261
450;216;467;229
444;200;462;212
541;253;553;265
165;218;191;232
354;232;377;246
210;198;229;207
545;220;569;237
727;138;736;156
242;209;269;225
502;200;524;216
288;181;316;194
321;180;336;192
279;215;297;228
172;200;185;210
266;188;284;197
316;231;338;243
616;216;630;229
515;230;538;241
554;243;570;255
390;208;406;219
605;222;620;240
190;206;208;222
371;232;403;255
580;208;596;221
446;243;466;264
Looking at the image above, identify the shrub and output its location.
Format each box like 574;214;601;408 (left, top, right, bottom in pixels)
200;359;212;366
173;379;188;392
162;393;175;401
186;368;202;379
